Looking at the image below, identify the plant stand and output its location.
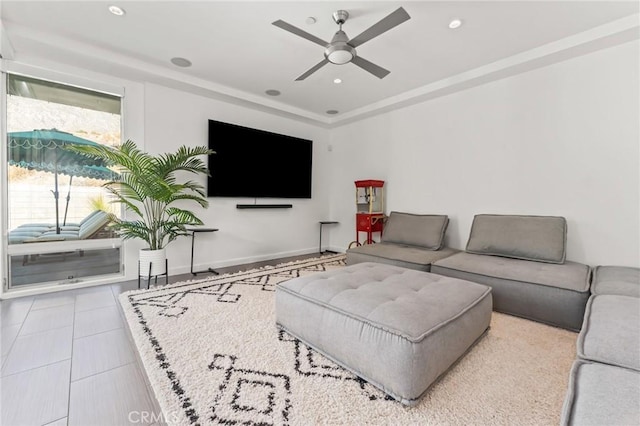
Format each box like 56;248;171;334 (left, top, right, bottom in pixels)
138;259;168;289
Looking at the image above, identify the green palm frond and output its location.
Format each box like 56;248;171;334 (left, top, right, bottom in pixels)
165;208;205;224
109;220;153;245
166;192;209;207
65;140;215;250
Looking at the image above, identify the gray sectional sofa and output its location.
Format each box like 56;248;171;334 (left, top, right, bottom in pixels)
347;211;639;421
561;265;640;425
345;211;458;271
431;214;591;331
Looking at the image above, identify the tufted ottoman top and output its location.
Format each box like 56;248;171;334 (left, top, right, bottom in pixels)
277;262;491;342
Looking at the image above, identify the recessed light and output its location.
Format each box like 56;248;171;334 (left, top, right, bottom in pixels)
333;78;342;84
170;57;192;67
108;5;125;16
306;17;317;25
449;19;462;29
265;89;281;96
326;110;339;115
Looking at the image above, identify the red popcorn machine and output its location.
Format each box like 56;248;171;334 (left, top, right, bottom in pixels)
349;179;385;248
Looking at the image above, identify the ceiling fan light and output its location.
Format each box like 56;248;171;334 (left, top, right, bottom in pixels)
328;50;352;64
325;44;355;65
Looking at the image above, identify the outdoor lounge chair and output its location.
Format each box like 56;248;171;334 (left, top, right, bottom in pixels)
8;210;113;244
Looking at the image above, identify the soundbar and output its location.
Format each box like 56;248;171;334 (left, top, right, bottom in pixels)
236;204;293;209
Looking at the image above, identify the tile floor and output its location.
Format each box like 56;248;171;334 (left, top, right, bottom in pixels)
0;253;315;426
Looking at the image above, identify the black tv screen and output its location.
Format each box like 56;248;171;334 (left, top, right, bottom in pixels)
207;119;312;198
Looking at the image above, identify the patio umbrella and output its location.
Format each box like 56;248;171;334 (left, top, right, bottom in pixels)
7;129;117;234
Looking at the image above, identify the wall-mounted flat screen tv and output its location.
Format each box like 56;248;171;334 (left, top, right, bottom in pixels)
207;119;312;198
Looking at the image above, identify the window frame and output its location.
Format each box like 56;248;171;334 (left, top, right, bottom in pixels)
1;65;126;297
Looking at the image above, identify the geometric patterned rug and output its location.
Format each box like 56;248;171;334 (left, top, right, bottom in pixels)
119;254;577;425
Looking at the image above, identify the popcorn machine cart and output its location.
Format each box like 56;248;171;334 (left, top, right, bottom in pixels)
350;179;385;247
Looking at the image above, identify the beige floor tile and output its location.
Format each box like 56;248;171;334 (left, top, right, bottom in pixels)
74;288;116;312
71;328;136;381
74;305;123;338
1;360;70;426
1;297;34;327
31;290;76;311
20;303;74;335
2;326;73;376
68;363;157;426
44;417;68;426
1;323;22;356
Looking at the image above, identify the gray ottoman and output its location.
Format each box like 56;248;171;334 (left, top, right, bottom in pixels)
275;262;492;406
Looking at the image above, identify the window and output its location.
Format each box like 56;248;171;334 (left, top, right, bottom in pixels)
4;73;123;290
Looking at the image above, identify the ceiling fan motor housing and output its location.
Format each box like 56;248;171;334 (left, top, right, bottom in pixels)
332;10;349;25
325;29;356;64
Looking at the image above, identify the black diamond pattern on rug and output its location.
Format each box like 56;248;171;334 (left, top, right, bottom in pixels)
190;282;242;302
232;274;280;291
208;354;292;425
132;282;242;318
277;329;392;402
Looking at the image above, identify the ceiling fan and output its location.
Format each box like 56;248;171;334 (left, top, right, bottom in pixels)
272;7;411;81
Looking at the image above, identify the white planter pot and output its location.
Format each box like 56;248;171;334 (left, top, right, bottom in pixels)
139;248;167;277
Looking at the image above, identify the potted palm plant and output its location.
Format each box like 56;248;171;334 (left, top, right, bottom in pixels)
67;139;214;277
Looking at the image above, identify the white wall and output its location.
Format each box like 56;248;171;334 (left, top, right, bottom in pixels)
143;83;331;275
329;40;640;267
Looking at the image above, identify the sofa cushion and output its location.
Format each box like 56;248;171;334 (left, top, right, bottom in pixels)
431;252;590;330
577;294;640;371
465;214;567;264
346;243;458;272
591;265;640;297
432;252;589;291
381;212;449;250
561;360;640;426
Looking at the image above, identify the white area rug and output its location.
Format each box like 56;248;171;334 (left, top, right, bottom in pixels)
120;254;577;425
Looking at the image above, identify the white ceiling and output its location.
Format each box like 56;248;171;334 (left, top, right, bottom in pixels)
1;1;638;126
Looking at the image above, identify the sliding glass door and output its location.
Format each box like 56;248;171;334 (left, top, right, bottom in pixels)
3;72;124;292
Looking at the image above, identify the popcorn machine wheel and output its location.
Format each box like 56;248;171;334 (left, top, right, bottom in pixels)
348;179;385;248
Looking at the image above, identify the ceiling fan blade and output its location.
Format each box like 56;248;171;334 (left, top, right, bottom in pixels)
348;7;411;48
296;59;330;81
272;20;329;47
351;56;390;79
